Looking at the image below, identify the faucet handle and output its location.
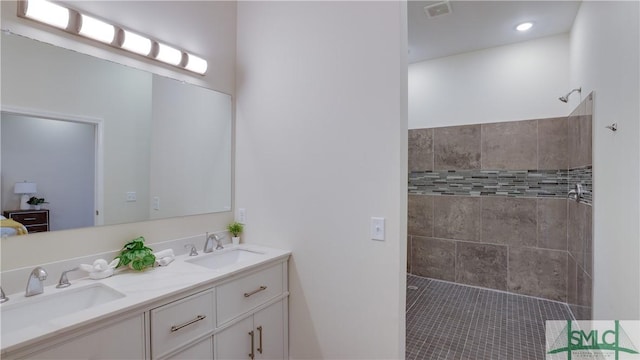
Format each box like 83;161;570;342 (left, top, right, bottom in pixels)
213;233;225;250
184;244;199;256
56;267;79;289
0;286;9;303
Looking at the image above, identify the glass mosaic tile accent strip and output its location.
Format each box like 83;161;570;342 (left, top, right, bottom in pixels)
406;274;575;360
408;167;592;205
568;166;592;205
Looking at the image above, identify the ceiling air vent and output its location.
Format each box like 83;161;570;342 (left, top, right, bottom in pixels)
423;1;452;19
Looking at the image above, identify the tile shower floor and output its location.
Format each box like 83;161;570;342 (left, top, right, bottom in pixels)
406;274;574;360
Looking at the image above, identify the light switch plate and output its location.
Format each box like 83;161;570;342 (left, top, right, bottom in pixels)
126;192;136;202
238;208;246;223
371;217;385;241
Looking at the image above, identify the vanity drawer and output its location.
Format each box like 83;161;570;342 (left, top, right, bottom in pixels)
216;263;283;326
150;289;215;359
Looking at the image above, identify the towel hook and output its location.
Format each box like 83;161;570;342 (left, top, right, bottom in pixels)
605;123;618;132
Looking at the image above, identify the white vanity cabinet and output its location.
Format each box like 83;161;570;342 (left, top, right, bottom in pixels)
150;289;215;359
2;248;290;360
20;313;145;360
215;262;288;360
215;300;285;360
165;337;214;360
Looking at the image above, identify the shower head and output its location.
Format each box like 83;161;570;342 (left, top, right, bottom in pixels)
559;87;582;103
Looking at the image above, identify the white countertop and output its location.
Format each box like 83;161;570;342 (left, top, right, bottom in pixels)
0;244;290;354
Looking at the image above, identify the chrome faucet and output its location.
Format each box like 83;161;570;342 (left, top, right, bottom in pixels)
56;267;79;288
204;232;224;253
0;286;9;303
26;266;48;297
185;243;199;256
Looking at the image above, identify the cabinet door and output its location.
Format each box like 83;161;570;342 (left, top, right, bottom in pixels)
166;336;213;360
215;316;254;360
254;301;284;360
23;314;145;359
215;301;285;360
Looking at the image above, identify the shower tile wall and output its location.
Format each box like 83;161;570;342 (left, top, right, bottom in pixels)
566;93;593;319
408;110;592;311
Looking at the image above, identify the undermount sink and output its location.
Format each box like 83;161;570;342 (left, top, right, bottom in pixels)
186;248;265;270
1;283;125;332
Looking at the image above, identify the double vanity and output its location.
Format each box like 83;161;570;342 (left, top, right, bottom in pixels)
1;243;290;359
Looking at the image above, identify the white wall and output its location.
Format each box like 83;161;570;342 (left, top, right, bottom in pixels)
235;2;407;358
0;2;236;271
1;114;95;231
570;1;640;320
409;34;570;128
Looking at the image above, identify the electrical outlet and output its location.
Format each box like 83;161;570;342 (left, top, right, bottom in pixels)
153;197;160;210
126;192;136;202
238;208;246;223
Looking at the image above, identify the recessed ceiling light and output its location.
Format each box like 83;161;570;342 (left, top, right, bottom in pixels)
516;22;534;32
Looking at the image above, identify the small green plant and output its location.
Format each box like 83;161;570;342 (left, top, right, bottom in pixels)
114;236;156;271
226;222;244;237
27;196;48;205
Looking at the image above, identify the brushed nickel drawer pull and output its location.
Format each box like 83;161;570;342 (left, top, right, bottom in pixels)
244;286;267;298
23;217;37;221
249;330;255;359
170;315;206;332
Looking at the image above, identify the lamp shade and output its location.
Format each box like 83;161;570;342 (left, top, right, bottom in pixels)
14;182;37;194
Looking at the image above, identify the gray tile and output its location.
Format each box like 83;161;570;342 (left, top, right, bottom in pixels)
407;236;412;273
481;120;538;170
577;269;592;309
538;117;568;170
409;128;434;172
538;199;568;250
567;254;577;306
568;202;592;271
508;247;568;302
433;125;481;170
456;241;508;290
434;196;481;241
570;304;592;320
481;197;537;247
584;205;593;277
408;194;433;237
404;275;576;360
411;236;456;282
568;95;593;168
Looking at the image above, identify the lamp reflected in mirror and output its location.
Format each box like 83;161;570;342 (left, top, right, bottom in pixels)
14;182;36;210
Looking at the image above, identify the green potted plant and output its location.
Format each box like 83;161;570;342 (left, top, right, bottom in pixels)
114;236;156;271
27;196;48;210
226;222;244;245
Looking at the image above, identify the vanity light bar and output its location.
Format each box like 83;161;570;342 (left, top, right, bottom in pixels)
78;14;115;44
120;29;153;56
20;0;69;29
17;0;208;75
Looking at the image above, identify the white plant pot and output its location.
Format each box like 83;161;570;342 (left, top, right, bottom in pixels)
232;236;240;246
